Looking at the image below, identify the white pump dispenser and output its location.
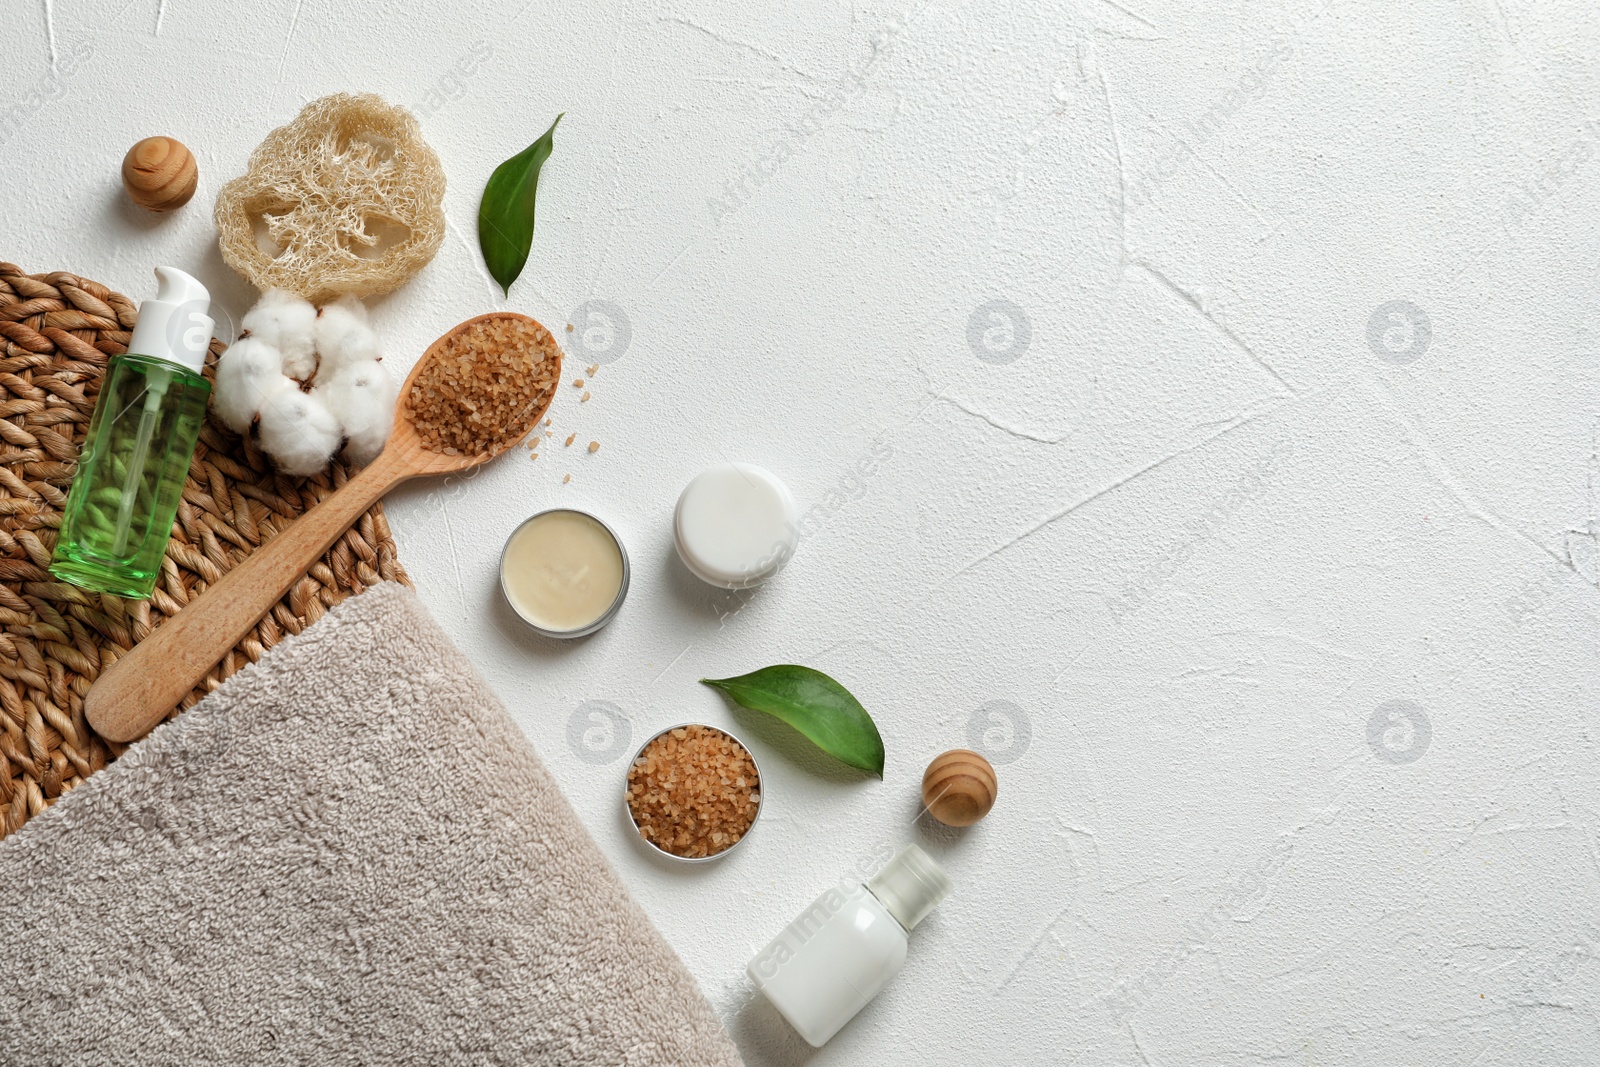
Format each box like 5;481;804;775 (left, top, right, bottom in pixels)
125;266;214;373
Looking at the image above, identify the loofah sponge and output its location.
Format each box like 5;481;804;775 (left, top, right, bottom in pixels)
214;93;446;304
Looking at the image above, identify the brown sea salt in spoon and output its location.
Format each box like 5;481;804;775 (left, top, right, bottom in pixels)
86;313;562;744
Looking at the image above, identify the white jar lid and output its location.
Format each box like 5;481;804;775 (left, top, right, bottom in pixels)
674;462;799;588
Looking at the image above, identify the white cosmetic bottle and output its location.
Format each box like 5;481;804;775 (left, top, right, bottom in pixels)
748;845;951;1047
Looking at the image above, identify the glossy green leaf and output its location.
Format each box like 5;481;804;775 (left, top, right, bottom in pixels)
478;113;562;296
701;665;885;777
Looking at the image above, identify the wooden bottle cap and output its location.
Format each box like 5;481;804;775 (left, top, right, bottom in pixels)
122;136;197;212
921;748;997;827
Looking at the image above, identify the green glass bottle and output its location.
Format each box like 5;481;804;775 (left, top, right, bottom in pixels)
50;268;214;600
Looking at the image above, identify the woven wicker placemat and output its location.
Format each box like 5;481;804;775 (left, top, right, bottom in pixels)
0;263;409;839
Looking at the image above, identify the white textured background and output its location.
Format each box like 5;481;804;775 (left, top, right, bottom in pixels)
6;0;1600;1062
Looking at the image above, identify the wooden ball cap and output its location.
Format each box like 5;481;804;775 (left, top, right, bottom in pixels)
921;748;997;827
122;136;197;212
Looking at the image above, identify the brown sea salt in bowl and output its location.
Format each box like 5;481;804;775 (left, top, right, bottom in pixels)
624;723;762;862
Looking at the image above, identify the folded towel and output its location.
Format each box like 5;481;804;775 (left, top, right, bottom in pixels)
0;582;744;1067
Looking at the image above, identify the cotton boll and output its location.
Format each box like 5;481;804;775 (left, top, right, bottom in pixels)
255;387;342;477
213;336;295;434
241;289;318;380
313;295;381;377
313;360;396;466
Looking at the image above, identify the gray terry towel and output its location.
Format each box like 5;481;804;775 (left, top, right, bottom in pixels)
0;581;744;1067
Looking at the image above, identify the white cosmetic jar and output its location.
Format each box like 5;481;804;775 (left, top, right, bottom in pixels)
673;462;799;589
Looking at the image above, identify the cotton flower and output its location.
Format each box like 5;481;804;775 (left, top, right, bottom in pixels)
213;336;295;435
313;360;396;466
313;295;382;376
241;288;317;380
255;387;342;476
213;292;395;476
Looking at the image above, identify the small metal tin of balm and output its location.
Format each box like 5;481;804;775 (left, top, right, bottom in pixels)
498;508;629;639
624;722;763;864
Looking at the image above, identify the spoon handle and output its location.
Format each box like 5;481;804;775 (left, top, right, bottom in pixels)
86;452;410;743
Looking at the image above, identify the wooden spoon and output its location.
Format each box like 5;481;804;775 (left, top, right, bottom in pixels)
86;312;561;744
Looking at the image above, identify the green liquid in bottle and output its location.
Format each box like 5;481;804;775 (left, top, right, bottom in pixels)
50;353;210;600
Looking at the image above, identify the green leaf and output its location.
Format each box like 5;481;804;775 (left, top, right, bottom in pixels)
701;666;885;777
478;113;562;296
